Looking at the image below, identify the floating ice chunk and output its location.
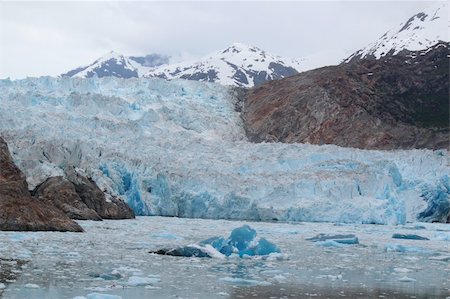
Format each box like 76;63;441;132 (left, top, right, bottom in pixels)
86;294;122;299
403;224;426;230
398;276;417;282
126;276;161;286
260;269;283;275
273;274;287;282
152;225;280;258
315;240;347;248
96;271;122;281
265;252;288;261
111;266;141;274
217;292;229;296
317;274;343;280
144;285;161;289
0;283;5;289
219;277;271;286
428;255;450;262
307;234;359;245
88;271;122;281
393;267;412;273
392;234;429;240
384;244;428;253
150;245;213;258
24;283;39;288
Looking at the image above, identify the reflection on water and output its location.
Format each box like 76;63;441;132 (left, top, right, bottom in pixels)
0;217;449;299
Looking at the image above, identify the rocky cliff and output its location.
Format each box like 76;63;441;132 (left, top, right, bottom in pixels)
0;137;83;232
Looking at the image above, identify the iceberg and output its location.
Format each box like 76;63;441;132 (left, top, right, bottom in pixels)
126;276;160;286
306;234;359;245
384;244;429;253
151;225;280;258
0;77;448;224
392;234;429;240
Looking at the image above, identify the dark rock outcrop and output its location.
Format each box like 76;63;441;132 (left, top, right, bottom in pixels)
0;137;83;232
65;167;135;219
33;177;102;221
242;43;449;150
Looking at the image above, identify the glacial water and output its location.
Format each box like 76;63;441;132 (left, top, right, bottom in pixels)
0;217;449;299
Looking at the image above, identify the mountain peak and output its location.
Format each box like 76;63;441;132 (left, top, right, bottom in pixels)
220;43;265;56
100;50;124;59
346;3;447;61
62;50;143;79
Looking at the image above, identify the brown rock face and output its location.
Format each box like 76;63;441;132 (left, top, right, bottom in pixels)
242;43;449;150
33;177;102;221
65;167;135;220
0;137;83;232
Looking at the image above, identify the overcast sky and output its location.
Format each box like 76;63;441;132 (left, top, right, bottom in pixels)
0;1;444;79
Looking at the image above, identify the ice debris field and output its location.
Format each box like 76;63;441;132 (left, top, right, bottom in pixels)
0;76;449;225
0;217;449;299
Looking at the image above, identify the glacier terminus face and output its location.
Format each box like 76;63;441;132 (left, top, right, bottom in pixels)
0;77;448;225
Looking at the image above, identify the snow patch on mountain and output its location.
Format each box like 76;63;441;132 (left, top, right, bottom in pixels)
1;77;448;224
346;3;448;61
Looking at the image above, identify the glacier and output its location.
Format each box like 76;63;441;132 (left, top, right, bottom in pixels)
0;76;448;225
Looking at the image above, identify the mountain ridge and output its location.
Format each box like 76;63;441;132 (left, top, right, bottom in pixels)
346;3;447;62
61;43;311;87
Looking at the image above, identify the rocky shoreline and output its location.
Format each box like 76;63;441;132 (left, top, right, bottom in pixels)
0;137;134;232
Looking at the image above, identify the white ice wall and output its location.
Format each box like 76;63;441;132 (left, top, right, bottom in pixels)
0;77;448;224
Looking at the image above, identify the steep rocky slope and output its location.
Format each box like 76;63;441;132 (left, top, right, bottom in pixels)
0;137;83;232
242;42;449;150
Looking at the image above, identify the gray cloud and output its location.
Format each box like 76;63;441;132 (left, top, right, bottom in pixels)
0;1;443;79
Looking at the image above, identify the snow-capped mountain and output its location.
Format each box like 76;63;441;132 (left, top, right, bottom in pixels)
61;51;164;78
346;3;447;61
61;43;306;87
144;43;302;87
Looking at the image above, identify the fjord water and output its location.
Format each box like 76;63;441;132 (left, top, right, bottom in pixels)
0;217;449;299
0;76;448;299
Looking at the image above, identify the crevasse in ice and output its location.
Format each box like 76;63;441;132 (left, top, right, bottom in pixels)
0;77;448;224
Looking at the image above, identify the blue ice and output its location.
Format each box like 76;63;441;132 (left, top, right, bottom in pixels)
201;225;280;257
392;233;429;240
